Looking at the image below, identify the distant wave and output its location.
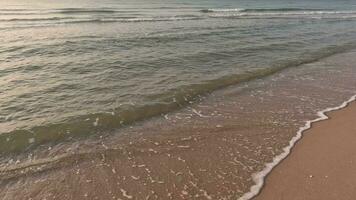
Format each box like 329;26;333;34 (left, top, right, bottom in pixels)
0;15;202;24
0;9;29;11
200;8;245;13
209;13;356;19
0;17;75;22
242;8;333;12
0;8;133;15
56;8;117;14
202;8;356;19
67;16;203;24
200;8;356;17
200;8;333;13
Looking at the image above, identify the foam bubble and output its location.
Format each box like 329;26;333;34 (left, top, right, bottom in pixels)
93;118;99;127
28;138;35;144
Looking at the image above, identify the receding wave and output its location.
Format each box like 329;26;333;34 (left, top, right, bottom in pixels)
1;43;356;155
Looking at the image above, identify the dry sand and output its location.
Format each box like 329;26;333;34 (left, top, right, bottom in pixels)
254;101;356;200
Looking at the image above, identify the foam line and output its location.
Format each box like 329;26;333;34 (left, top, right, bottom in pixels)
239;94;356;200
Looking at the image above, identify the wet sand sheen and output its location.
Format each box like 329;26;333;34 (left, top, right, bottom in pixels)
254;101;356;200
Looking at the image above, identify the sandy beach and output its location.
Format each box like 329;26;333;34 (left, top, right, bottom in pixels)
254;101;356;200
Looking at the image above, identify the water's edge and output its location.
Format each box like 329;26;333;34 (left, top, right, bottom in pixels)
239;94;356;200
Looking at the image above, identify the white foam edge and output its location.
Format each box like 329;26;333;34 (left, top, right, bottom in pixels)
239;94;356;200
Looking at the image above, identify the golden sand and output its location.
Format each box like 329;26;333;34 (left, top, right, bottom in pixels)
255;102;356;200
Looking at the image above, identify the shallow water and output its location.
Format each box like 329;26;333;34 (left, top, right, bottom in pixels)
1;0;356;153
2;0;356;149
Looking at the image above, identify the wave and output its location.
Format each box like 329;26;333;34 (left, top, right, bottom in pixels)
1;43;356;155
0;16;202;24
201;7;333;13
54;8;116;13
0;9;138;16
61;16;202;24
200;8;356;19
200;8;245;13
239;94;356;200
201;7;356;19
122;16;200;22
242;8;333;12
0;9;31;11
208;11;356;20
0;12;44;16
0;7;203;16
0;17;75;22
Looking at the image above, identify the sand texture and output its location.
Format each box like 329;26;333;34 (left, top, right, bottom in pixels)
254;101;356;200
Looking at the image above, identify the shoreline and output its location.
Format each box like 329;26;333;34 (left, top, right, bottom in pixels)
240;94;356;200
253;99;356;200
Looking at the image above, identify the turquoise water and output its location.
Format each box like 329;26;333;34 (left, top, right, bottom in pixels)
1;0;356;153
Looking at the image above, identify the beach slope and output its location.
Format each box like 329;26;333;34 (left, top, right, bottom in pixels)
254;101;356;200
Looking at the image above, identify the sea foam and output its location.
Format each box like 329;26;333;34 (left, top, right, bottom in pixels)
239;94;356;200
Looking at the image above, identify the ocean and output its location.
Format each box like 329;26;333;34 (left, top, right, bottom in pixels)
1;0;356;199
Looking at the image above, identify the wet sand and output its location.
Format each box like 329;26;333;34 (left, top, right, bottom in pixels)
254;101;356;200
